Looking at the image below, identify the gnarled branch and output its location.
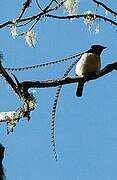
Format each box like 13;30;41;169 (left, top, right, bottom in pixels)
20;61;117;90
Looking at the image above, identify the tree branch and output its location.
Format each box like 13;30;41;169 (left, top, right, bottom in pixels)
0;61;19;97
16;0;32;22
0;61;36;134
0;0;65;29
0;21;13;29
92;0;117;16
0;2;116;30
0;144;5;180
46;13;117;26
20;61;117;89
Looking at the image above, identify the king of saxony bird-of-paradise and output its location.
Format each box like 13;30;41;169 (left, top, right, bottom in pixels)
75;44;107;97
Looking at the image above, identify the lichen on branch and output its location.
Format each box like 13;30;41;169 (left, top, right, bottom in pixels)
0;92;36;134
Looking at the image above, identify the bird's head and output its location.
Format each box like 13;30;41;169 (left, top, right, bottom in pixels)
90;45;107;55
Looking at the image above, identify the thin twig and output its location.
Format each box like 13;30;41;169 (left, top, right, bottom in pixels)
0;21;13;29
35;0;43;11
46;14;117;26
92;0;117;16
0;6;116;30
0;0;65;29
16;0;32;21
29;18;39;31
0;61;19;97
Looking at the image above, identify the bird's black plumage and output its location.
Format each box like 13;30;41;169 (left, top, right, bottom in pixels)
87;45;107;55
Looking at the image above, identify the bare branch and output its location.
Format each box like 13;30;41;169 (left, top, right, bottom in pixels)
0;21;13;29
35;0;60;12
0;1;116;31
95;14;117;26
35;0;43;11
0;144;5;180
20;61;117;89
92;0;117;16
0;0;65;29
18;0;66;23
0;60;36;134
16;0;32;22
46;13;117;26
0;61;19;97
0;62;36;134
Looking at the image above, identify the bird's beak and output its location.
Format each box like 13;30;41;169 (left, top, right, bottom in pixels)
103;46;107;49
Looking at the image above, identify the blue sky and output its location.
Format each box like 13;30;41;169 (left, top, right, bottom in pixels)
0;1;117;180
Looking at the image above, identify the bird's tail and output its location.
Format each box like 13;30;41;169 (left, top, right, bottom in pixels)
76;81;85;97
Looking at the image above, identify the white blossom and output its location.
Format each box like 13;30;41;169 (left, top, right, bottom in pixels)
95;23;100;34
84;10;96;25
0;93;36;134
64;0;79;16
10;21;18;39
25;30;36;47
105;10;109;16
84;10;96;32
0;111;17;133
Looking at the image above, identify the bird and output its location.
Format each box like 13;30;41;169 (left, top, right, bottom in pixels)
75;44;107;97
